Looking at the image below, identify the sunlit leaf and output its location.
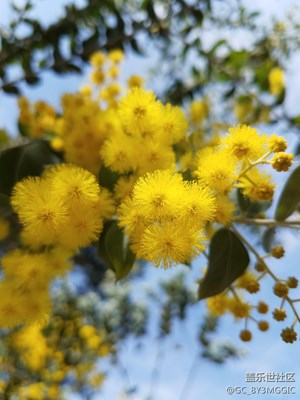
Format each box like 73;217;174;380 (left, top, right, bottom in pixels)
275;166;300;221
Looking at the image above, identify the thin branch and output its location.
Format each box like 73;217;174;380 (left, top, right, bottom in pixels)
233;218;300;228
231;224;300;324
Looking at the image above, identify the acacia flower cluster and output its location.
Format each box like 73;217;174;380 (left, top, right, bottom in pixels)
118;170;216;268
0;50;298;345
0;164;114;327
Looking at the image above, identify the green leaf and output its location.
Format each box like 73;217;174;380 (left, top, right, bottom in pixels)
198;228;250;300
0;140;58;196
254;63;271;91
274;88;285;105
275;166;300;221
262;227;277;252
208;39;227;56
181;169;193;182
290;115;300;127
0;193;11;217
98;164;120;191
25;75;40;85
2;84;20;95
226;50;248;71
98;221;135;280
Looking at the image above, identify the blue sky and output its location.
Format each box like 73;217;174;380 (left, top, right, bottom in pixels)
1;1;300;399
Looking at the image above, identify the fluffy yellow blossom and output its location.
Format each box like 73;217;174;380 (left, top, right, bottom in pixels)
271;152;293;172
101;133;138;173
79;325;97;339
118;170;214;268
236;270;260;293
132;170;185;220
118;88;161;135
238;168;275;202
268;67;285;95
96;188;116;219
214;195;235;225
114;175;137;200
136;138;176;175
12;164;103;249
11;324;49;371
207;294;230;316
195;148;238;194
100;82;122;106
18;100;57;138
47;163;100;206
228;298;251;318
79;84;93;96
127;75;144;88
140;221;206;269
108;64;119;79
189;100;208;124
118;197;148;237
12;177;67;246
60;94;122;174
180;182;216;225
23;289;52;325
90;69;105;85
50;136;64;152
108;49;124;63
268;134;287;152
2;250;51;289
158;103;188;145
17;383;51;400
222;124;267;160
58;205;103;249
90;51;106;67
0;282;26;328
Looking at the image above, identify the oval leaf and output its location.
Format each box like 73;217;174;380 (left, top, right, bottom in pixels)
275;166;300;221
98;221;135;281
198;228;250;300
0;140;58;196
98;164;120;191
262;227;277;252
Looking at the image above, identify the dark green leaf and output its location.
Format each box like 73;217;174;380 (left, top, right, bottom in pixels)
198;228;250;300
290;115;300;127
98;164;120;191
254;63;271;91
0;146;24;196
181;169;193;182
294;142;300;156
274;88;285;105
100;221;135;280
275;166;300;221
2;85;20;95
0;140;58;196
262;227;277;252
25;75;40;85
0;193;11;217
